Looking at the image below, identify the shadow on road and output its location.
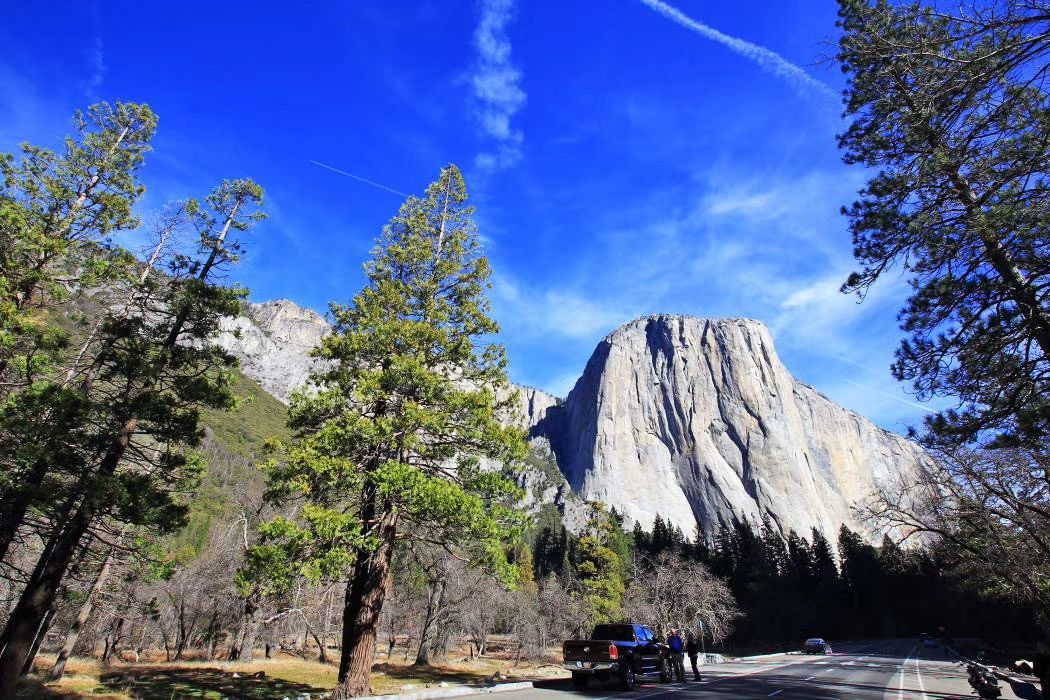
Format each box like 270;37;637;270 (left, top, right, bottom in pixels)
1002;676;1042;700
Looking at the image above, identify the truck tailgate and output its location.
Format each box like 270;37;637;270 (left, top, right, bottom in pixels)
563;639;615;663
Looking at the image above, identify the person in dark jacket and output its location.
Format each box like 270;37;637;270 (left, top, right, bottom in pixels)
667;628;686;681
685;631;701;681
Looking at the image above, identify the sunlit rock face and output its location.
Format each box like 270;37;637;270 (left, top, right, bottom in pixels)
535;315;930;542
216;299;328;403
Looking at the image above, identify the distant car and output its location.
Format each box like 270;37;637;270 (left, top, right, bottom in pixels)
803;638;832;655
920;634;937;648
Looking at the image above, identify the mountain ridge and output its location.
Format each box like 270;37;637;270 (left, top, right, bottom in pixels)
216;301;930;542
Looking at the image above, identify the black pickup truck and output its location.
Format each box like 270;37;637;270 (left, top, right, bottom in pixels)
562;623;672;690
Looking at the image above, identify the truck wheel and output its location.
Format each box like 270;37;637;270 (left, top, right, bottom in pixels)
571;672;588;689
619;664;636;691
659;657;672;683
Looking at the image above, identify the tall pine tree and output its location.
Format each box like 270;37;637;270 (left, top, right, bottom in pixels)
250;165;526;698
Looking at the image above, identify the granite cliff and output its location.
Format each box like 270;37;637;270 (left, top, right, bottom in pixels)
533;315;930;542
217;303;928;541
217;299;329;403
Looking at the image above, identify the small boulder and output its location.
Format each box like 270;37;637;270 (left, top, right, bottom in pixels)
439;682;450;688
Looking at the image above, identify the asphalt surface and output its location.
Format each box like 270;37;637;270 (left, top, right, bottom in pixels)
511;639;1042;700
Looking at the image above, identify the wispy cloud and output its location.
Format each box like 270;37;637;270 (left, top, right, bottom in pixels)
82;37;106;97
471;0;526;171
637;0;838;105
491;162;941;430
493;277;637;341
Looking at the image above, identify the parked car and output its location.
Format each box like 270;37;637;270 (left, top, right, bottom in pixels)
803;637;833;654
562;622;672;690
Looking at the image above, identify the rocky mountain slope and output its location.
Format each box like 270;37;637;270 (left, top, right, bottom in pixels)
217;300;329;403
217;302;930;542
534;315;931;542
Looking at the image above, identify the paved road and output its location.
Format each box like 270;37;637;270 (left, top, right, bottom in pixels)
509;639;1041;700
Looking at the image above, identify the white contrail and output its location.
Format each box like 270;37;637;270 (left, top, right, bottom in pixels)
637;0;838;104
310;160;409;197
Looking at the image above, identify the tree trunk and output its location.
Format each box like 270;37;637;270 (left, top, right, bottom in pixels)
0;471;42;565
51;546;116;681
20;608;54;676
102;617;125;665
0;418;136;699
312;631;329;664
414;571;447;666
333;507;397;699
229;595;259;662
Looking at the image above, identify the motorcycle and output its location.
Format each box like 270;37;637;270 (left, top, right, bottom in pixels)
966;661;1002;699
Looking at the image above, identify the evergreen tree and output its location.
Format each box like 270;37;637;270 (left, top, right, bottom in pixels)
573;506;628;626
248;165;525;698
710;523;738;579
836;0;1050;448
690;523;710;564
632;521;651;554
0;179;264;696
838;525;882;635
810;528;842;636
0;102;157;563
651;515;669;553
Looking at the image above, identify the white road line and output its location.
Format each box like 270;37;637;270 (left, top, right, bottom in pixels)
804;676;814;681
768;691;783;697
897;644;918;700
914;651;928;699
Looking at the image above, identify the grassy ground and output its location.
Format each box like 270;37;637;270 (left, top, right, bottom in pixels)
17;650;568;699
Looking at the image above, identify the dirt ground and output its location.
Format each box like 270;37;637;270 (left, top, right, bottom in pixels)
17;645;570;699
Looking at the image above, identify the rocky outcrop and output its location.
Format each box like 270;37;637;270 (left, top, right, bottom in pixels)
537;315;931;542
216;299;328;403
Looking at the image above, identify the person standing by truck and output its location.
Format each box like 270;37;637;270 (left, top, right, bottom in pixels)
666;628;685;682
685;631;702;681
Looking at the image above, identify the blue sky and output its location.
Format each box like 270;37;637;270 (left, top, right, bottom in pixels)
0;0;946;433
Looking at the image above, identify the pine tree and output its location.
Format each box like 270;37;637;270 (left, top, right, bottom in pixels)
0;179;264;696
651;515;669;553
248;165;525;698
836;0;1050;448
632;521;651;554
0;102;157;563
573;506;628;626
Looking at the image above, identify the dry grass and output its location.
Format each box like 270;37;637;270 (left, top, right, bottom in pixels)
17;648;569;699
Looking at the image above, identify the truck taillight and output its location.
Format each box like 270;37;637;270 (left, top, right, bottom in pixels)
608;643;618;659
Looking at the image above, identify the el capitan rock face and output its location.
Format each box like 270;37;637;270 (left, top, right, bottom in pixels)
532;315;930;541
216;301;928;541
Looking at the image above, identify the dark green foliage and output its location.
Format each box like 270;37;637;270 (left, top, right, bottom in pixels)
836;0;1050;448
572;506;630;625
693;519;1040;649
